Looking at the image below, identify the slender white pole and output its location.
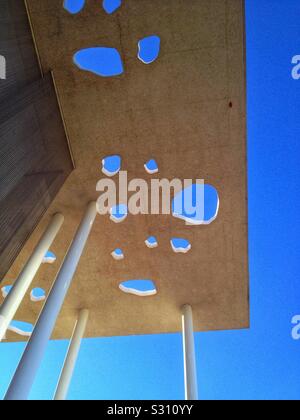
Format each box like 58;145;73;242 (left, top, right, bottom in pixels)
0;213;64;342
54;309;89;401
4;202;97;401
182;304;198;400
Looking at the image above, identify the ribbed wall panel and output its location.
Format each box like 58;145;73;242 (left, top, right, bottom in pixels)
0;0;41;101
0;1;73;281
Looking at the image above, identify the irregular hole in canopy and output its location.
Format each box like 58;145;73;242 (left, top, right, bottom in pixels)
111;248;124;260
7;321;34;338
1;285;12;299
43;251;57;264
110;204;128;223
119;280;157;297
102;155;121;177
171;238;191;254
103;0;122;14
30;288;46;303
172;183;219;225
138;35;161;64
144;159;159;175
145;236;158;249
63;0;85;14
74;47;124;77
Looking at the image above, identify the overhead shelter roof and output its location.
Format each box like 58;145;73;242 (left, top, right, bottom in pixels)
3;0;249;341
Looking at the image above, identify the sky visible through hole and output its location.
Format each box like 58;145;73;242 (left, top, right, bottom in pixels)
64;0;123;15
172;184;219;225
170;238;191;253
145;236;158;248
43;251;56;264
102;155;121;176
119;280;157;296
64;0;85;14
138;36;161;64
74;48;124;77
31;288;46;301
9;321;34;335
113;248;123;256
102;0;122;15
0;0;300;400
144;159;159;174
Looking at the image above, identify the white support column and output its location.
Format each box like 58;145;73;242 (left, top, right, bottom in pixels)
54;309;89;401
4;202;97;401
0;213;64;342
182;304;198;401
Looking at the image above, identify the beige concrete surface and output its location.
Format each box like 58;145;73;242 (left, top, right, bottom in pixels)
2;0;249;341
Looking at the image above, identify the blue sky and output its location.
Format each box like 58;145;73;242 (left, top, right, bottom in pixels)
1;0;300;400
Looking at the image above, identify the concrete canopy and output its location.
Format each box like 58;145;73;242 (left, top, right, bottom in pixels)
2;0;249;341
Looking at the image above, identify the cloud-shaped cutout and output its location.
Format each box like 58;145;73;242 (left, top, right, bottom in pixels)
103;0;122;14
64;0;85;14
30;288;46;302
138;35;161;64
171;238;191;254
145;236;158;248
172;183;219;225
119;280;157;297
102;155;121;177
110;204;128;223
74;47;124;77
111;248;124;260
